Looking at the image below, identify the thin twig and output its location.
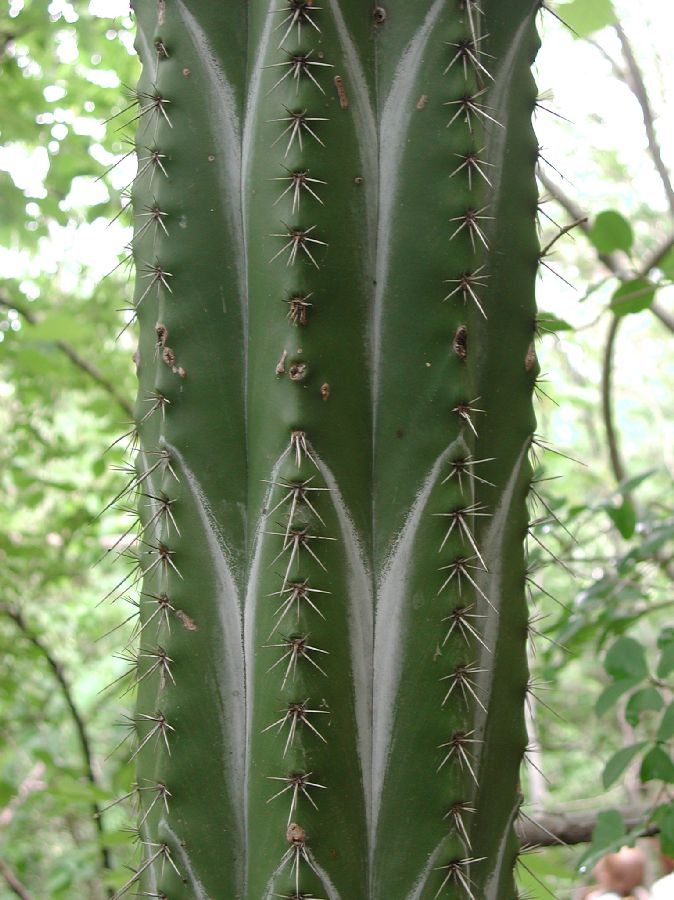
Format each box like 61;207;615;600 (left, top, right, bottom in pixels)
540;217;587;257
539;175;674;580
601;316;626;484
0;605;113;884
517;804;659;848
0;859;33;900
0;295;133;417
538;172;674;335
614;22;674;217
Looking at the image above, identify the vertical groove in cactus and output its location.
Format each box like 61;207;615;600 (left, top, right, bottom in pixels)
120;0;542;897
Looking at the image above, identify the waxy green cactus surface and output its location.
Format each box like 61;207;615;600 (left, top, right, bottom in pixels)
116;0;544;896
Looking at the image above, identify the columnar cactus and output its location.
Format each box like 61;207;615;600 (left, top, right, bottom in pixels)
117;0;543;896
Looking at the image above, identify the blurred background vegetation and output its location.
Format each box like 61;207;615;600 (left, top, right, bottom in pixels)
0;0;672;897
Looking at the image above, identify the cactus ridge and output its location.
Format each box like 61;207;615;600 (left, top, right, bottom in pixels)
104;0;548;896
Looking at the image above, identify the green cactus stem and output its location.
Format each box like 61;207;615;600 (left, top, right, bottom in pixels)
115;0;543;896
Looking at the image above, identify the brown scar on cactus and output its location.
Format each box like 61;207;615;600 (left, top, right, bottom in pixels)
525;341;537;371
276;350;288;377
288;361;308;382
175;609;197;631
453;325;468;360
334;75;349;109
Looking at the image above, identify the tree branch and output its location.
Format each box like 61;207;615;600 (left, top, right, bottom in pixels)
0;606;113;881
539;174;674;582
538;171;674;335
614;22;674;218
0;295;134;418
0;859;32;900
601;315;626;485
517;805;659;848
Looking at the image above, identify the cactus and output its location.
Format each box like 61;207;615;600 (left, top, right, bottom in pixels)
117;0;544;896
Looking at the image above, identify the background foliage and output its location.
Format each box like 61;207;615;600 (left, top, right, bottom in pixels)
0;1;671;897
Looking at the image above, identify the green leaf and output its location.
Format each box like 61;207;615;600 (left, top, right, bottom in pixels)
603;743;648;789
655;803;674;856
596;677;642;716
605;499;637;539
658;703;674;742
640;746;674;784
588;210;634;254
610;279;656;316
605;637;648;682
556;0;617;37
536;310;575;332
658;628;674;650
625;687;663;726
659;247;674;281
618;469;657;495
658;643;674;679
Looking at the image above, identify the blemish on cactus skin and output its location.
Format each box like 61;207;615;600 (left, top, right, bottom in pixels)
276;350;288;377
182;68;191;78
416;94;428;110
320;383;330;401
373;6;386;24
334;75;349;109
452;325;468;360
525;342;537;371
289;361;308;382
162;346;176;368
176;609;197;631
